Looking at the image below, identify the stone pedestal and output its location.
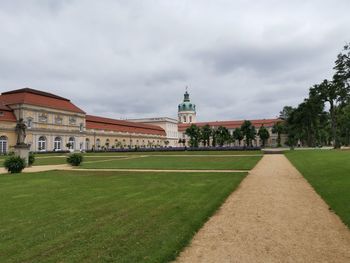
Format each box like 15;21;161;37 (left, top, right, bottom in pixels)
14;144;30;167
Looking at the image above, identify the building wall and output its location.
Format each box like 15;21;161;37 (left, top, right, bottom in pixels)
1;103;166;153
0;121;16;153
85;130;165;150
178;111;196;124
128;118;179;147
8;103;86;151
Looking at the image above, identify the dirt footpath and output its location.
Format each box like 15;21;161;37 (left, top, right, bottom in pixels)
176;155;350;263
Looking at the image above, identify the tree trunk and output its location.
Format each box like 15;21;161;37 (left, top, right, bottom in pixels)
330;103;340;148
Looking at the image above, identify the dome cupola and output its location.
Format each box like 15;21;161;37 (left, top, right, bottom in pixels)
178;88;196;124
178;91;196;113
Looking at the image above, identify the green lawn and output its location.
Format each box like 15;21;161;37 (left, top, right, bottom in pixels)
285;150;350;228
33;156;126;166
1;151;262;167
83;150;262;156
81;155;261;170
0;170;246;262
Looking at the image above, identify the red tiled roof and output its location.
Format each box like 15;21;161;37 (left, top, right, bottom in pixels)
178;119;281;131
86;115;166;136
0;102;16;122
0;88;85;114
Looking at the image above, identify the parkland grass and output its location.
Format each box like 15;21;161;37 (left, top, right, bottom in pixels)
0;170;246;262
285;150;350;228
81;155;261;170
1;151;262;168
84;150;262;156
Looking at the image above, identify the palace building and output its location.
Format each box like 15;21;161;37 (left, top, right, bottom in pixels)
0;87;284;154
0;88;166;154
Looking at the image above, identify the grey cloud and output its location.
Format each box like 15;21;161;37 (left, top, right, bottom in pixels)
0;0;349;121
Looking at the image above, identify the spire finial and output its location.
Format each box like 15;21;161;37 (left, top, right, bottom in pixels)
184;87;190;102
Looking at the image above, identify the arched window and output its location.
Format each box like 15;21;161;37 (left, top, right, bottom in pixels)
106;139;110;148
38;136;46;151
183;116;187;123
68;137;75;150
86;138;90;150
189;116;192;123
96;138;101;148
54;137;62;151
0;136;8;154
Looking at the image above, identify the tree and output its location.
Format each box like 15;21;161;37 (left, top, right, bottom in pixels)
279;44;350;148
333;43;350;91
258;125;270;147
272;121;285;147
211;128;217;147
240;120;256;147
279;106;294;120
311;44;350;148
216;126;231;146
232;128;243;146
201;124;212;146
311;80;342;148
338;104;350;145
185;124;201;147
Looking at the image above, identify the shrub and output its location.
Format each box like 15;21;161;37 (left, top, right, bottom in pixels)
67;153;83;166
28;153;35;166
4;155;26;173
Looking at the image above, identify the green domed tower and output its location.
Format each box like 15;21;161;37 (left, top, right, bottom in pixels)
178;90;196;123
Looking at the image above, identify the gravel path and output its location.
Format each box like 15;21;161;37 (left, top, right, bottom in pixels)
0;164;71;174
176;154;350;263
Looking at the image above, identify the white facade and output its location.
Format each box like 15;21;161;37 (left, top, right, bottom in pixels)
128;117;179;147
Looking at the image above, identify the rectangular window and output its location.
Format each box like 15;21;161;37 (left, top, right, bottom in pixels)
27;118;33;128
38;114;48;123
55;116;63;125
69;117;76;125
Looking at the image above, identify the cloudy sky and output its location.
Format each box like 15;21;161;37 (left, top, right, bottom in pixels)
0;0;349;121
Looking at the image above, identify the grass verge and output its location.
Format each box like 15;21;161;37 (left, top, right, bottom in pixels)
285;150;350;228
